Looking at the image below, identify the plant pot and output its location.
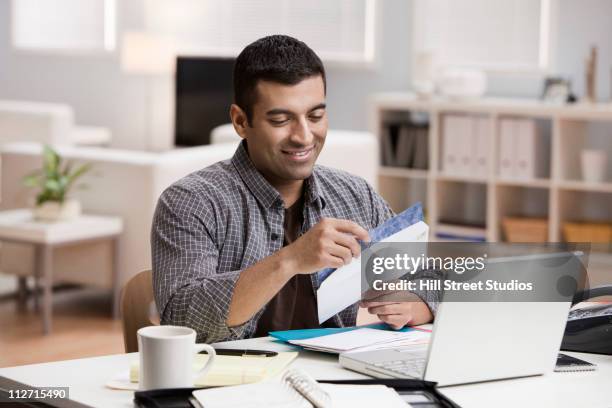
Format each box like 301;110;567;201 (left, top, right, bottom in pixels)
34;199;82;222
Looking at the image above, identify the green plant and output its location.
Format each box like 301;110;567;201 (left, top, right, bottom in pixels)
22;145;92;205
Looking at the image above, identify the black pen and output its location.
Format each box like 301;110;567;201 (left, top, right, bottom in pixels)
204;348;278;357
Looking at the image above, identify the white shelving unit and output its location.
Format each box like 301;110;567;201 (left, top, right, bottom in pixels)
370;92;612;244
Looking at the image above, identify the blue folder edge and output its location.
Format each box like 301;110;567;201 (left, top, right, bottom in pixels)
269;323;414;342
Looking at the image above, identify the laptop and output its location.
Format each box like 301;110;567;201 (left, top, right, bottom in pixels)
340;251;585;386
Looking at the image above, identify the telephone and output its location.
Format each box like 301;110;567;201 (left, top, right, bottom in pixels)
561;285;612;355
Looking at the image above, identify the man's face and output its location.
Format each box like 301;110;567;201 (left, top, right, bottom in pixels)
239;75;327;184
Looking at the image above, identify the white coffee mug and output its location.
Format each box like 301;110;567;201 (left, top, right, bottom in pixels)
137;325;216;390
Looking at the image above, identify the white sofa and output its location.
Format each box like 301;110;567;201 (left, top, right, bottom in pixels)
0;100;111;146
0;129;377;291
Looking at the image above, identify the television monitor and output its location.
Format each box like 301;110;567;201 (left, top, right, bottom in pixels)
175;57;235;146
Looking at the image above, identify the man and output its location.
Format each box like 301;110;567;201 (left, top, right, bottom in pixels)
152;35;438;343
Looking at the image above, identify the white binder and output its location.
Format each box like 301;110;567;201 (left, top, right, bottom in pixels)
498;118;516;178
473;117;490;175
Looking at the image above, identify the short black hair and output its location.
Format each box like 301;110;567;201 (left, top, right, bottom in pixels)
233;35;326;124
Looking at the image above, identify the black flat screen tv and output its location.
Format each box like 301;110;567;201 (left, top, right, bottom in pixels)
175;57;235;146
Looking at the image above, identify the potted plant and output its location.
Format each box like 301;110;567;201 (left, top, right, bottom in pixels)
23;145;92;221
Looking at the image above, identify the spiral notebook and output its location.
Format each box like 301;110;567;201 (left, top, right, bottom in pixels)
191;369;406;408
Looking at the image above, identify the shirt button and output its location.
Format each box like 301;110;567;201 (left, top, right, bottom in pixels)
271;233;280;241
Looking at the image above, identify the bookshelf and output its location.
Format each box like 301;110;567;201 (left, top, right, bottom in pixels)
370;92;612;245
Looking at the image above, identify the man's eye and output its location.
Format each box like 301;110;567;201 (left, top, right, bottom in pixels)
269;119;289;126
309;115;323;122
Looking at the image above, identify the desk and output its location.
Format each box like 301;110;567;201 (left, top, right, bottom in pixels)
0;336;610;408
0;209;123;333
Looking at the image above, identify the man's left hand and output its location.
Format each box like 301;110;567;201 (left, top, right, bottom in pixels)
359;297;433;329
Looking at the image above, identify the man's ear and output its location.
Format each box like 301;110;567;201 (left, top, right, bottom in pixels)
230;104;249;140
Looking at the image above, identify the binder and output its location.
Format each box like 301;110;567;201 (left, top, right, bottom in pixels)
395;124;416;167
442;115;474;176
498;118;516;178
442;115;461;174
456;116;474;176
473;117;490;175
515;119;536;179
381;123;396;166
515;118;548;179
413;126;429;169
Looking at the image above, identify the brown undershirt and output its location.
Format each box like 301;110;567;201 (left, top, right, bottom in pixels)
254;195;332;336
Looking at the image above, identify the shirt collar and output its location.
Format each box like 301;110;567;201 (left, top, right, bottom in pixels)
231;140;325;210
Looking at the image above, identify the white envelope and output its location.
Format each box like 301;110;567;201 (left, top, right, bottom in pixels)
317;221;429;323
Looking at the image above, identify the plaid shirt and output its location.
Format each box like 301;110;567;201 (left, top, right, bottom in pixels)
152;141;439;343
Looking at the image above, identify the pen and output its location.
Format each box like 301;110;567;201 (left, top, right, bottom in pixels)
206;348;279;357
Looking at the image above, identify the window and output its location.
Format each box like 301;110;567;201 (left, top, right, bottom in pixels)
143;0;377;64
413;0;554;72
11;0;116;52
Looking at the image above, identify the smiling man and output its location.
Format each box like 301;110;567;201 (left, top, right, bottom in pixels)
151;35;438;343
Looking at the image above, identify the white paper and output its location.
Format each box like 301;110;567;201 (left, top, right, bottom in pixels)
290;328;431;354
320;384;407;408
345;331;431;353
316;221;429;323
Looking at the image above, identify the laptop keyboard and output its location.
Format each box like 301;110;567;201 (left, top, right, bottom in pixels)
372;356;427;378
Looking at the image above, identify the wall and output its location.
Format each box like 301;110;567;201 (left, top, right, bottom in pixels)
0;0;610;150
0;0;151;150
486;0;612;101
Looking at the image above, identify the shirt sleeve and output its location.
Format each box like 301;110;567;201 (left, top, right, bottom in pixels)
364;181;442;316
151;184;255;343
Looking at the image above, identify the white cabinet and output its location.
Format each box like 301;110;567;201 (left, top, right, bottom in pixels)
370;93;612;244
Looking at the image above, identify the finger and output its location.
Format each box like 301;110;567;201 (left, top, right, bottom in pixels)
360;301;399;308
328;244;353;265
362;289;409;303
361;287;396;301
331;231;361;258
379;314;408;330
361;288;381;301
325;254;345;269
379;314;401;329
330;219;370;242
368;303;404;315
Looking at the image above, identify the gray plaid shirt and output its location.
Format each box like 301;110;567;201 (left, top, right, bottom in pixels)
152;141;439;343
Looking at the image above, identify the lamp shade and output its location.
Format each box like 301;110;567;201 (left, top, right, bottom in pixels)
120;31;175;74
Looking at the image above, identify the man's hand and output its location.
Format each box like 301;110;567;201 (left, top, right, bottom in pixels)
282;217;369;275
360;292;433;329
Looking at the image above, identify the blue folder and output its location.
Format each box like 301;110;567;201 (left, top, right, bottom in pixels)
269;323;414;342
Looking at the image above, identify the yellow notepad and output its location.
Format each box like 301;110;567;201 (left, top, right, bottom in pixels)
130;352;298;387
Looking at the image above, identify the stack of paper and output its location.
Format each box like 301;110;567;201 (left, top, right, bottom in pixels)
289;328;431;354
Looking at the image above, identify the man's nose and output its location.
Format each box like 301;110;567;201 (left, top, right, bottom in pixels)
289;117;314;145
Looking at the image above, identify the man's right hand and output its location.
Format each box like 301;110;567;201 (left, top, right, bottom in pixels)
282;217;370;275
